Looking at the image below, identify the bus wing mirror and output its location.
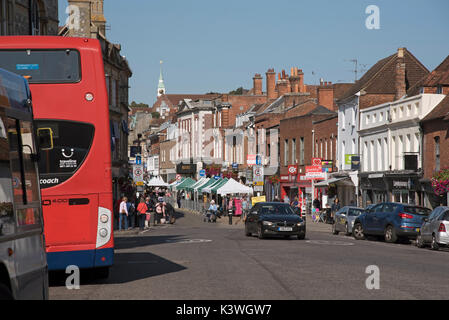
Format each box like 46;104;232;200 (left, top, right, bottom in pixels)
37;128;54;151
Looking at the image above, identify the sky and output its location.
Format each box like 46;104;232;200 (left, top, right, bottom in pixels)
58;0;449;106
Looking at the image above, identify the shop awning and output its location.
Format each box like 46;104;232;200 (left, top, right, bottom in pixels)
315;177;351;187
169;177;185;189
193;178;211;192
209;178;229;194
185;178;207;192
202;178;227;194
174;178;196;191
197;178;218;193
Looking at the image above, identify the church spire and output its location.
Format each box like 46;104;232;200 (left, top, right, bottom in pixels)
158;60;166;97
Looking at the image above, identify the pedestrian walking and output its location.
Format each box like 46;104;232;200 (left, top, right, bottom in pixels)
331;197;341;220
177;191;182;209
155;197;167;224
145;197;154;228
234;196;242;225
136;198;148;231
126;197;136;229
228;197;234;225
166;201;176;224
119;197;129;231
241;197;248;222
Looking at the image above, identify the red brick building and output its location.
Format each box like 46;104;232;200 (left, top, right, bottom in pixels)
420;55;449;207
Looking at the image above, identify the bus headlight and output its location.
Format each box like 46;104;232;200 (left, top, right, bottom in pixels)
100;214;109;223
99;228;108;238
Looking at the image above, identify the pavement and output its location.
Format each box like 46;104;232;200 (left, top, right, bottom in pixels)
49;208;449;300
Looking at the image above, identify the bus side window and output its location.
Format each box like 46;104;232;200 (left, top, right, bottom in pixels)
6;118;40;227
0;116;15;236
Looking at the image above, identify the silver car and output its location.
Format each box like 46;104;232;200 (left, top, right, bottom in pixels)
416;206;449;250
332;206;364;236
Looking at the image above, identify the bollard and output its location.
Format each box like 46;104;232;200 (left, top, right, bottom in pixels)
228;210;233;225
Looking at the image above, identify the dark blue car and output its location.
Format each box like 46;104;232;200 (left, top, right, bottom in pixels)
352;203;431;243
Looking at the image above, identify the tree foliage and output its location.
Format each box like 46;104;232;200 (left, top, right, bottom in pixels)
129;101;149;109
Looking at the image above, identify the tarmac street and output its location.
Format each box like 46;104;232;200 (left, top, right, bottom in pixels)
49;209;449;300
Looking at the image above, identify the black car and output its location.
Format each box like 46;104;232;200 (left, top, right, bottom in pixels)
245;202;306;240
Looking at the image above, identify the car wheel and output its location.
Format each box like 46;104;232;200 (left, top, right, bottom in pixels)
431;234;440;251
257;225;265;239
297;233;305;240
332;223;339;235
353;223;365;240
345;223;352;236
245;225;252;237
416;233;426;248
384;225;398;243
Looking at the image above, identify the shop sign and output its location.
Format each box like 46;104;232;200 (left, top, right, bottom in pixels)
345;154;356;165
288;165;298;175
393;181;408;189
176;163;197;174
252;196;266;205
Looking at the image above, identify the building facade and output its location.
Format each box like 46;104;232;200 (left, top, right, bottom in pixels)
0;0;58;36
336;47;430;206
359;94;445;207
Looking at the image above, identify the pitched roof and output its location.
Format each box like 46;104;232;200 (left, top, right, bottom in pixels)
163;94;221;107
421;55;449;87
422;95;449;122
338;48;429;102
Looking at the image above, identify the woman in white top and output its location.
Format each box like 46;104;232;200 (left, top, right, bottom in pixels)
119;197;129;231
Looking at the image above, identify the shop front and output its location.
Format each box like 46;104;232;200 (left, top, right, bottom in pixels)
176;163;197;178
279;174;312;212
360;173;423;207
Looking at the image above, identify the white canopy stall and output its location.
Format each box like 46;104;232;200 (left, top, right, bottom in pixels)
217;178;254;196
147;176;169;187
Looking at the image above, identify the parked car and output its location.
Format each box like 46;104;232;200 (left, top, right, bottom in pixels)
332;206;364;236
352;203;431;243
416;206;449;250
245;202;306;240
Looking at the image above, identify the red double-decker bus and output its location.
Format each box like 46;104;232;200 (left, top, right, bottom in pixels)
0;37;114;276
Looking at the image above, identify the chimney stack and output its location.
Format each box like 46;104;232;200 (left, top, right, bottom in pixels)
266;68;277;100
395;48;407;100
253;73;263;96
318;82;335;111
289;67;301;93
277;79;289;97
298;69;305;93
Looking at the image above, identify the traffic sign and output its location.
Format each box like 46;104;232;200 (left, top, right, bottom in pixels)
199;169;206;177
133;165;144;184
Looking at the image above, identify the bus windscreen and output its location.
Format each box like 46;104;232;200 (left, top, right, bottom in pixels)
0;49;81;83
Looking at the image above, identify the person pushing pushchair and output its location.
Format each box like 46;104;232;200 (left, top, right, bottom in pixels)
204;200;218;223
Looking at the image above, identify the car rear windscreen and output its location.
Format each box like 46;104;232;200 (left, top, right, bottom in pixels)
0;49;81;83
404;206;431;216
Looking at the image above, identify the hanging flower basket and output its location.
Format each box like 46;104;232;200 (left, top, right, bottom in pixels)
269;175;280;184
431;168;449;196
